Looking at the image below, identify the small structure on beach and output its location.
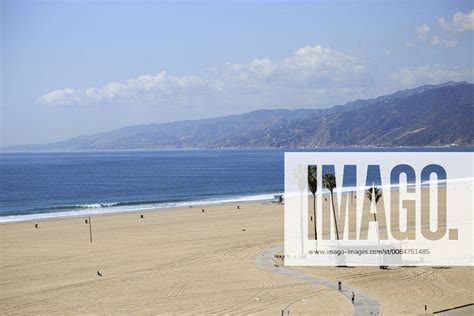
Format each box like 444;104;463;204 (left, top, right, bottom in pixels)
272;195;283;204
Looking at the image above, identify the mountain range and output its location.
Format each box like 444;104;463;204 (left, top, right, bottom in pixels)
3;81;473;151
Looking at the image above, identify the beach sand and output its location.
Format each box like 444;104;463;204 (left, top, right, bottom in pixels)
1;200;472;315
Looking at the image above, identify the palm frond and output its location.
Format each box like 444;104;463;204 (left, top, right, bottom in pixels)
323;173;336;192
366;186;382;203
308;165;317;195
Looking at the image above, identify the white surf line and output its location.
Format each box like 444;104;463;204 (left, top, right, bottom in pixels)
255;245;382;316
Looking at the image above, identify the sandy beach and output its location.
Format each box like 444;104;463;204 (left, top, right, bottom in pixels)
1;200;472;315
2;0;473;314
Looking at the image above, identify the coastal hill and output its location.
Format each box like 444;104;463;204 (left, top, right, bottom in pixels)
4;82;473;151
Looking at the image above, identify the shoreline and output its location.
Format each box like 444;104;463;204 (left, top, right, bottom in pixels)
3;176;468;224
0;193;281;224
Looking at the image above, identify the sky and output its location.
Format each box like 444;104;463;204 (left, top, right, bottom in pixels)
1;0;473;146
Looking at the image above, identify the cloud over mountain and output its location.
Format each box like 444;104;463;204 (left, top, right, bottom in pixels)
36;44;369;109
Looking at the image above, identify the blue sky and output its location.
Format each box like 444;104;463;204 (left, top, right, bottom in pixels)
1;0;473;146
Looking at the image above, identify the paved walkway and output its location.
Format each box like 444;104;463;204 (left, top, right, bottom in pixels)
255;245;382;316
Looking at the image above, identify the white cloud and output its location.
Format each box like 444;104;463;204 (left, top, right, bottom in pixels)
391;65;473;87
37;88;78;105
430;35;459;48
37;72;207;106
37;44;370;108
438;10;474;32
415;24;431;38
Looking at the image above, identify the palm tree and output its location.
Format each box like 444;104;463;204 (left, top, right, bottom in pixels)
366;186;385;268
308;166;318;240
366;187;382;222
323;173;339;240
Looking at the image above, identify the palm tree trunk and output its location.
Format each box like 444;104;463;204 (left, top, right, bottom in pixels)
313;194;317;240
373;203;382;267
330;191;340;240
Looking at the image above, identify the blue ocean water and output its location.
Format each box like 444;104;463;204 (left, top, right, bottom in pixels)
0;148;470;222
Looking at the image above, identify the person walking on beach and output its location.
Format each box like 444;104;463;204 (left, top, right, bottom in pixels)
338;281;342;291
351;291;355;304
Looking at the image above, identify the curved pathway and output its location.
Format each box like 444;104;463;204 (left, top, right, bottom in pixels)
255;245;382;316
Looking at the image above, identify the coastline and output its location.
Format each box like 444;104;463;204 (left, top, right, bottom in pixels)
1;145;473;153
0;192;282;224
3;176;469;224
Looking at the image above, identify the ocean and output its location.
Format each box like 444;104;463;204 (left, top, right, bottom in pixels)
0;148;471;222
